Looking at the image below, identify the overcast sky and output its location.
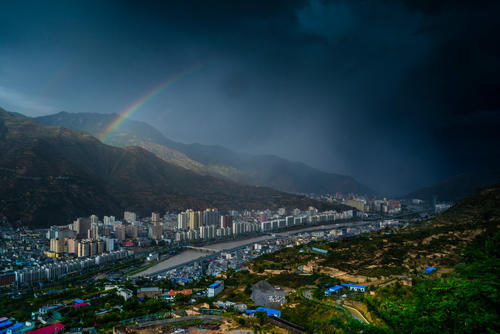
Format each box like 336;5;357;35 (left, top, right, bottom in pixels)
1;0;499;195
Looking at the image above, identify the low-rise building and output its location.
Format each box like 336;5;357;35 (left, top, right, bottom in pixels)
137;287;162;299
118;288;133;301
341;283;366;292
207;281;224;297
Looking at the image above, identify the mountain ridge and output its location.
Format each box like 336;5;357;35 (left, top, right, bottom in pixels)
0;108;341;227
34;111;375;195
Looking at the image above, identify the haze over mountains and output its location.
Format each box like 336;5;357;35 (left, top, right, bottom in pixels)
35;111;374;196
0;108;340;227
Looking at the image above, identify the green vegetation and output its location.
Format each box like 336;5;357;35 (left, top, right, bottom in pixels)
365;227;500;333
2;186;498;334
229;185;500;333
282;291;381;333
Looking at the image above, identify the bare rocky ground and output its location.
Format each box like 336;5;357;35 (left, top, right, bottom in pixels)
250;280;287;309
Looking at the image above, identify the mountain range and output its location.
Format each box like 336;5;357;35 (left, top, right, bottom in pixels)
34;111;374;196
0;108;341;227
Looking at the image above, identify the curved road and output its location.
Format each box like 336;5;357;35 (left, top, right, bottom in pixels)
301;289;369;324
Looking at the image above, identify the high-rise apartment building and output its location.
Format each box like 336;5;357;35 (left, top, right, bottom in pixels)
104;237;115;252
124;211;137;223
77;241;90;257
188;210;201;230
73;217;91;238
178;212;189;230
151;212;161;222
220;215;233;228
114;224;126;241
203;208;219;226
88;223;99;240
150;224;163;240
126;225;139;239
67;238;77;254
104;216;116;225
50;238;65;253
89;240;98;256
90;214;99;224
97;240;105;254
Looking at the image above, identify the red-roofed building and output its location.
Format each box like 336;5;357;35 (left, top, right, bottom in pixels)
72;302;89;308
27;323;65;334
168;289;192;296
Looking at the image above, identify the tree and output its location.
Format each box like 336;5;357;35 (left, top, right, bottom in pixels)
255;310;267;326
174;293;191;304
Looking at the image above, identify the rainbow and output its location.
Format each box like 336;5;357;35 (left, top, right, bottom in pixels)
98;64;202;141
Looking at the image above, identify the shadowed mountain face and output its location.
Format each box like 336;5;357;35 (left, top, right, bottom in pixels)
0;109;340;227
406;171;500;202
35;112;374;196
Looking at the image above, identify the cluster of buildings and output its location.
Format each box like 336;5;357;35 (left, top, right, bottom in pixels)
45;212;165;259
154;220;391;284
13;250;129;286
0;317;36;334
0;203;366;291
2;205;356;278
175;208;354;242
344;198;402;214
301;192;409;216
0;227;48;269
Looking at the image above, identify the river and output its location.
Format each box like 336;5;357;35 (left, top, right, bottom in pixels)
133;220;372;277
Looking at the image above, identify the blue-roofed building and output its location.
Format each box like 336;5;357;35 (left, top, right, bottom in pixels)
324;285;343;296
341;283;367;292
207;281;224;297
246;307;281;317
2;322;24;334
0;321;13;331
425;267;436;274
73;299;84;304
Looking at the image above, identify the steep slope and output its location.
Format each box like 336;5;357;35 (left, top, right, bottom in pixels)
406;170;500;202
35;112;374;195
0;109;339;227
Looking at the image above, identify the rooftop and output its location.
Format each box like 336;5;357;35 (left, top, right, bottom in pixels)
0;322;25;334
425;267;436;273
138;287;160;292
27;323;65;334
72;302;89;308
246;307;281;317
342;283;367;289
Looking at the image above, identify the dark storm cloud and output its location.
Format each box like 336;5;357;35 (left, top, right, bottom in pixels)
0;0;499;194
